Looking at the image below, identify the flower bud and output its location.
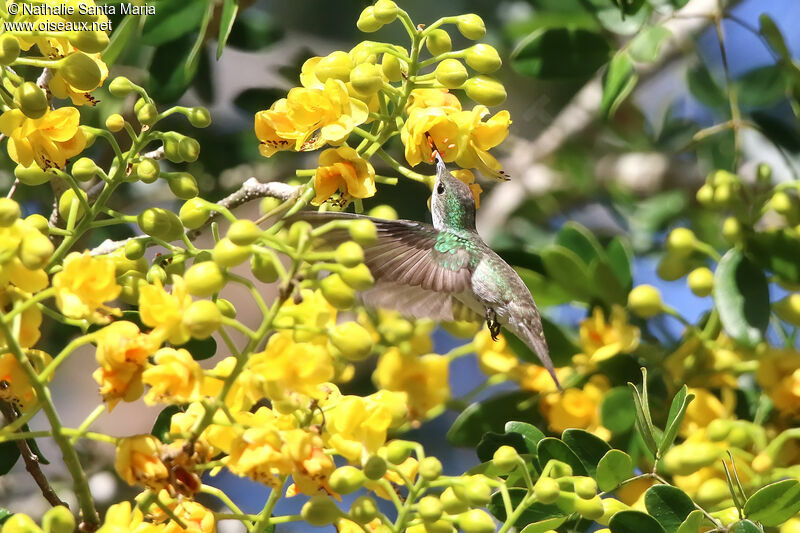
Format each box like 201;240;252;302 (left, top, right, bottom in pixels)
118;271;146;305
363;455;387;480
0;198;21;227
418;496;443;522
124;239;146;260
137;158;160;184
372;0;397;24
183;300;222;339
441;320;479;338
179;198;210;229
0;34;20;65
350;63;384;96
775;294;800;325
224;219;260;246
706;419;732;441
42;504;76;533
722;217;741;244
628;284;662;318
751;452;772;473
329;322;373;361
146;264;167;284
301;496;341;527
68;29;109;54
178;137;201;162
457;509;495;533
465;44;501;73
71;157;99;182
316;51;353;83
385;440;412;465
418;456;442;480
696;184;714;206
25;214;49;235
108;76;135;96
330;465;366;495
456;14;486;40
574;495;604;520
435;59;468;89
426;29;452;56
368;205;397;220
188;107;211;128
216;298;236;318
440;487;468;514
260;197;282;215
15;81;49;119
657;254;692;281
534;476;560;504
350;496;379;523
59;52;102;91
771;191;798;219
357;7;383;33
167;172;199;200
492;445;519;474
348;219;377;246
14;163;51;186
185;261;225;297
213;238;251;267
756;162;772;184
696;478;729;507
136;102;158;126
463;476;491;506
251;253;280;283
382;53;403;82
111;248;147;276
58;189;87;222
105;113;125;132
464;75;506;106
334;241;364;268
573;477;597;499
137;208;184;241
19;230;54;270
665;227;696;257
597;498;629;526
687;267;714;297
2;513;42;533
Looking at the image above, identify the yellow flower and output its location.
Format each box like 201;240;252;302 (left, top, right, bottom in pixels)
97;501;162;533
756;349;800;417
162;501;216;533
474;330;566;392
2;257;50;294
227;426;293;487
53;251;121;323
139;277;193;345
401;106;459;167
679;388;733;437
312;146;376;205
373;349;449;419
540;375;611;440
572;305;639;371
115;435;170;490
142;348;203;405
0;351;51;412
284;429;335;496
0;287;44;348
255;99;308;157
326;395;394;462
450;169;483;208
405;89;462;115
452;105;511;179
50;53;109;105
0;107;86;169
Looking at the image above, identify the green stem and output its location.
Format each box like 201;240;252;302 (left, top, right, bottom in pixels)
250;476;287;532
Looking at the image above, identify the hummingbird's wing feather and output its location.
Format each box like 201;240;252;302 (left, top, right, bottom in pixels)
360;282;470;321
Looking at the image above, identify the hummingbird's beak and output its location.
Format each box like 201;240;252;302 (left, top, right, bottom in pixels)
433;151;446;172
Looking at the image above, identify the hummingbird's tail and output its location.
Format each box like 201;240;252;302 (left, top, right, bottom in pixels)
515;322;562;392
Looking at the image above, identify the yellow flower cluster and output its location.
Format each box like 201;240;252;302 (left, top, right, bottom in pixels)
757;348;800;418
0;107;87;169
53;251;121;323
572;305;640;372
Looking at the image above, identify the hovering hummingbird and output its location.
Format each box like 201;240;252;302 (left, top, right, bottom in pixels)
299;153;560;390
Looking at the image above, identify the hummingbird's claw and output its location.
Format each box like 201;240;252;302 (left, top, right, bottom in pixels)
485;308;501;341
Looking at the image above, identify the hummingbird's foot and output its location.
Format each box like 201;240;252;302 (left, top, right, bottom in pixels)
485;308;501;341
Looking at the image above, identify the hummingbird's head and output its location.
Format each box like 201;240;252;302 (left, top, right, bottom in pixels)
431;152;476;231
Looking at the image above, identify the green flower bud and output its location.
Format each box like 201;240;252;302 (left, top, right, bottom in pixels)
302;496;341;527
329;322;373;361
362;455;387;480
628;284;663;318
385;440;412;465
706;419;732;441
435;59;468;89
456;14;486;40
2;513;43;533
118;271;146;305
756;162;772;184
372;0;397;24
0;34;21;66
597;498;629;526
228;219;261;246
260;197;282;215
350;63;384;96
687;267;714;297
338;264;373;291
124;239;146;260
426;29;452;56
15;82;49;119
59;52;101;91
19;230;54;270
167;172;199;200
42;503;76;533
457;509;495;533
0;198;21;227
771;191;798;219
713;183;734;207
573;477;597;499
357;7;383;33
14;163;51;186
722;217;741;244
775;294;800;325
657;253;693;281
463;476;491;506
134;97;147;114
350;496;379;524
137;208;184;241
185;261;225;297
534;476;560;504
492;445;519;474
440;487;468;514
316;51;353;83
251;253;280;283
464;75;506;106
696;478;730;508
25;214;49;235
136;157;160;184
335;241;364;268
136;102;158;126
179;198;210;229
287;220;312;248
418;496;443;522
419;456;442;480
350;41;378;65
465;44;501;73
381;53;403;82
146;264;167;285
349;219;377;246
58;189;87;222
68;29;109;54
368;204;397;220
188;107;211;128
71;157;99;182
695;183;714;206
574;495;604;520
111;248;148;276
330;465;366;495
212;238;251;268
216;298;236;319
105;113;125;132
178;137;201;162
666;227;697;257
183;299;222;339
108;76;135;96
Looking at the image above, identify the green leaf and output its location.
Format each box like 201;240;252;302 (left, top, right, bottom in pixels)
0;508;11;525
149;33;203;103
590;258;627;305
687;62;727;111
601;386;637;434
520;517;568;533
506;421;546;449
216;0;239;59
179;336;217;361
226;9;283;50
606;237;633;290
151;405;183;442
750;111;800;152
447;391;538;447
746;229;800;284
610;510;667;533
511;27;611;80
562;429;611;478
0;440;20;475
516;267;572;308
233;87;288;116
759;14;791;61
658;386;694;457
629;26;672;63
744;479;800;527
737;65;787;107
541;245;594;301
556;222;605;265
601;52;638;118
596;449;634;491
676;510;704;533
537;437;587;476
644;485;696;533
730;520;761;533
504;316;579;367
477;431;535;463
184;3;214;76
586;0;652;35
102;14;139;67
490;488;565;524
628;380;658;456
713;249;770;348
141;0;206;47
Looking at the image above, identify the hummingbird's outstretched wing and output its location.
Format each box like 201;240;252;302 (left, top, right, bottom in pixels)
293;212;480;321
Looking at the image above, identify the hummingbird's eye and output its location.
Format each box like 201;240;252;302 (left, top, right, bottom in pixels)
437;183;445;195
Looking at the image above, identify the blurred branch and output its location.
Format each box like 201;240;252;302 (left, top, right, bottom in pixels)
478;0;722;238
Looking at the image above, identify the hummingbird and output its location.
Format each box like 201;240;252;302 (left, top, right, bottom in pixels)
299;153;561;390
